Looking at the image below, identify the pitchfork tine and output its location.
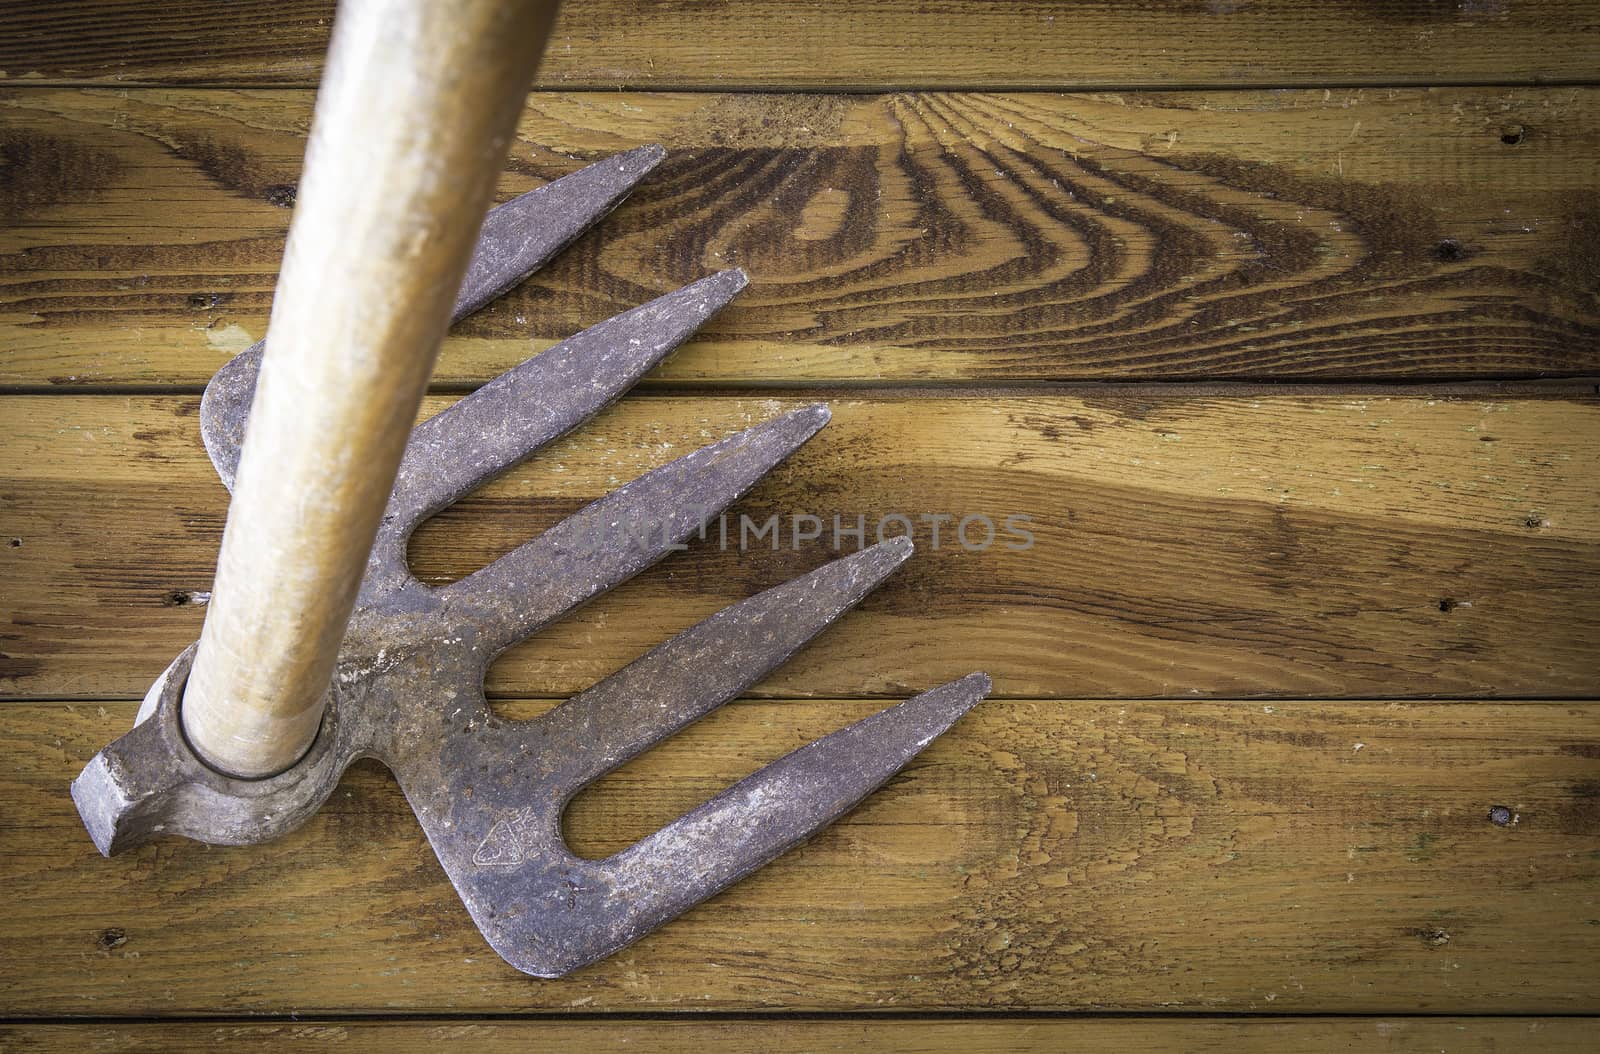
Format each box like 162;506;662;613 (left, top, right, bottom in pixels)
448;672;993;977
363;269;749;584
530;537;917;789
439;404;832;654
201;145;668;488
456;144;667;320
596;676;992;953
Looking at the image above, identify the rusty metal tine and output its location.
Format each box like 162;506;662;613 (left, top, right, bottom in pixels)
456;144;666;319
530;537;915;790
602;674;990;947
473;673;994;976
375;269;749;554
200;145;669;489
438;404;832;656
612;675;990;910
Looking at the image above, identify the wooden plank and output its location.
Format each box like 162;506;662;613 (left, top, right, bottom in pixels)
2;1018;1595;1052
2;698;1596;1013
3;88;1597;387
3;1;1597;89
2;391;1597;701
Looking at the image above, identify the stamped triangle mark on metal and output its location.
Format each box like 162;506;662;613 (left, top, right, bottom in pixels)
71;148;991;978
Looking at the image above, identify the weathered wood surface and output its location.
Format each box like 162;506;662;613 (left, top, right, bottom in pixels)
4;0;1598;89
4;88;1597;387
5;391;1596;702
2;698;1596;1014
4;391;1597;701
2;1017;1594;1053
5;2;1600;1036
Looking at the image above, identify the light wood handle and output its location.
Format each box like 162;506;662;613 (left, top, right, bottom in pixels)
183;0;560;778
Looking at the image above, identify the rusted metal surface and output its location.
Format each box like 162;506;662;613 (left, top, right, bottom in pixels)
72;149;990;978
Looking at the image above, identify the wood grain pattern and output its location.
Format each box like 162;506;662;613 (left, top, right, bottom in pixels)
3;88;1598;387
3;697;1596;1013
2;1018;1595;1053
3;392;1596;701
6;0;1598;1037
3;1;1598;89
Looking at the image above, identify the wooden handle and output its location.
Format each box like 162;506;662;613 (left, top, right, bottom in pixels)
182;0;560;778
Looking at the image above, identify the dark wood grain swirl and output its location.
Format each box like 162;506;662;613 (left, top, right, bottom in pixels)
2;89;1595;386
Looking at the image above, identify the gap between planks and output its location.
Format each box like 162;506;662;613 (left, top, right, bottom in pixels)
6;379;1599;399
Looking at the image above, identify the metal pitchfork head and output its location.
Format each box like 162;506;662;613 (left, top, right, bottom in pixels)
72;146;991;978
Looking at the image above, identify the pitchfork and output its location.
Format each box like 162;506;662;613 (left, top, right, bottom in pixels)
72;0;989;977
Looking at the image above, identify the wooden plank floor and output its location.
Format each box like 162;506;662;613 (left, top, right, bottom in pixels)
6;392;1599;699
4;0;1598;89
5;88;1598;385
5;698;1599;1014
2;2;1597;1049
2;1018;1592;1053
